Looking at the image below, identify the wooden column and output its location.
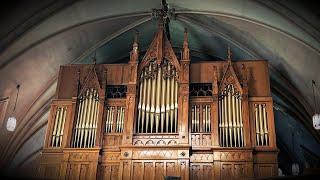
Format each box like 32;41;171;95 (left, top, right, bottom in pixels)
179;28;190;145
212;66;219;146
123;34;138;145
241;65;252;147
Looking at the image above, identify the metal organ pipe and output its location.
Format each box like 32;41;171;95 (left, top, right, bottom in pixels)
263;105;269;145
72;89;99;148
137;73;143;133
155;66;161;133
137;61;178;133
254;104;269;146
141;70;147;133
160;66;166;133
218;85;244;147
51;107;67;147
174;76;178;132
150;64;156;133
145;65;152;133
166;64;171;133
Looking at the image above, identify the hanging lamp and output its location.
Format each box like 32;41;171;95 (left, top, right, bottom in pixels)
312;80;320;130
6;84;20;132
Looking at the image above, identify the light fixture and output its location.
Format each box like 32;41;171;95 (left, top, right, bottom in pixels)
312;80;320;130
6;84;20;132
291;163;299;176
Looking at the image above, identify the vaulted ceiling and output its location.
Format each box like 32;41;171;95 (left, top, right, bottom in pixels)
0;0;319;177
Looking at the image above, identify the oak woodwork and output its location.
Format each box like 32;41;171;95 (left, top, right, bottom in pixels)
40;24;278;180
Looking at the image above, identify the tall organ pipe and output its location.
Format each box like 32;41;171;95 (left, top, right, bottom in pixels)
174;77;178;132
160;66;166;133
170;68;175;132
145;65;152;133
137;73;144;133
263;105;269;145
141;70;147;133
155;66;161;133
59;108;66;147
150;64;157;133
165;65;171;132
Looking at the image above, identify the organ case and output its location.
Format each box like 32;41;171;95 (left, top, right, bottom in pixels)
40;23;278;180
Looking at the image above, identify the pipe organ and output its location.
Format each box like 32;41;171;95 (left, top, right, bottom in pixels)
40;22;278;180
218;84;244;147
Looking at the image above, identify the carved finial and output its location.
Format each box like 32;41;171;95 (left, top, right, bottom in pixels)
130;30;139;62
133;30;139;53
182;27;190;60
227;46;232;62
242;63;248;82
183;28;188;48
92;51;97;64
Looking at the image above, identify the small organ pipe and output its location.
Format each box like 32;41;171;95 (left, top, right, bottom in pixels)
83;89;93;148
155;66;161;133
263;104;269;145
141;71;147;133
137;73;143;133
174;79;178;132
208;105;211;132
232;88;237;147
78;90;89;148
87;90;95;147
76;97;85;147
73;99;82;147
92;99;99;147
170;69;175;132
51;108;60;146
89;96;97;146
258;104;264;145
255;104;260;146
165;65;171;132
203;107;206;132
239;97;244;146
192;106;195;132
59;108;67;147
221;97;225;147
150;64;157;133
228;89;232;147
234;94;240;147
145;64;152;133
121;107;125;132
160;66;166;133
223;94;228;147
57;108;62;146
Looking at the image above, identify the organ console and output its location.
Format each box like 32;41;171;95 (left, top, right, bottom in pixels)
39;20;278;180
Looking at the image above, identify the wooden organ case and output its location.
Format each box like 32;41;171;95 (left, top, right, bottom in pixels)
40;22;278;180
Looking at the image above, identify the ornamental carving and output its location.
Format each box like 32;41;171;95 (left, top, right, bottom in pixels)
132;150;176;159
190;154;214;163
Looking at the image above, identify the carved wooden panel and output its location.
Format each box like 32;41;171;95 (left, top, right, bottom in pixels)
191;133;212;147
104;134;122;147
254;164;274;178
221;163;247;180
98;164;120;180
190;154;214;163
190;163;213;180
125;161;186;180
132;134;178;146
